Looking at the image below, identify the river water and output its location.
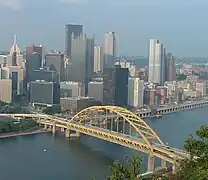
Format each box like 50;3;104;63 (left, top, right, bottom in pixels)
0;107;207;180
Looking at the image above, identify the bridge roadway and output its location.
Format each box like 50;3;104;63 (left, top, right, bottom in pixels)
1;112;188;171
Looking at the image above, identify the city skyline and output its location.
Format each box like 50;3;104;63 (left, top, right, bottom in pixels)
0;0;208;56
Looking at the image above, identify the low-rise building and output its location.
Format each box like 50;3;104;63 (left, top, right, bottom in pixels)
88;81;103;102
60;81;84;98
0;79;12;103
29;81;60;106
60;96;101;112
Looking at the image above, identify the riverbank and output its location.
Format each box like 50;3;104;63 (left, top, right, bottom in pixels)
0;128;50;139
136;99;208;118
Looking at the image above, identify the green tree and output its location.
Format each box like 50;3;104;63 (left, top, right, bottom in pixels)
92;126;208;180
176;74;187;81
178;125;208;180
107;155;142;180
42;106;61;115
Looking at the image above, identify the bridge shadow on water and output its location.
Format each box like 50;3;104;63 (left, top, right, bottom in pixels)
53;131;163;173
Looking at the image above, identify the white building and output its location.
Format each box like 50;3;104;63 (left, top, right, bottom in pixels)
1;67;10;79
0;79;12;103
128;78;144;107
103;31;116;68
5;35;24;95
94;45;103;73
7;35;24;67
0;55;6;66
196;82;207;96
148;39;165;84
88;81;103;102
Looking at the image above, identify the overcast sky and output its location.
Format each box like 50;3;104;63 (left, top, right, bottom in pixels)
0;0;208;57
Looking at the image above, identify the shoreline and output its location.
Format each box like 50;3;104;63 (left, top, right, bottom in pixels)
137;99;208;118
0;129;50;139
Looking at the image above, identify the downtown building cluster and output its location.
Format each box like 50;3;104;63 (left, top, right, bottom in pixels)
0;25;207;113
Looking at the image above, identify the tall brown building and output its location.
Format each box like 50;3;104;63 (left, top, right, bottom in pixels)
166;53;176;81
26;44;43;59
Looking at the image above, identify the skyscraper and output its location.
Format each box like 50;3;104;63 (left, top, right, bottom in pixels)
26;52;42;84
128;78;144;107
103;32;116;68
148;39;165;84
103;68;115;105
65;24;83;59
70;34;87;82
7;35;24;100
114;65;129;106
26;44;43;60
94;45;103;73
165;53;176;82
103;65;129;106
7;35;23;67
45;53;64;82
85;36;95;95
70;34;94;96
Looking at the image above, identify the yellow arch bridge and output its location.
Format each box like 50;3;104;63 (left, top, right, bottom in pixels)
0;106;188;172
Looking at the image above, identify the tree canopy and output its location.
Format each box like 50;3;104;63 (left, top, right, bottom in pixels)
178;125;208;180
107;155;142;180
176;74;187;81
93;125;208;180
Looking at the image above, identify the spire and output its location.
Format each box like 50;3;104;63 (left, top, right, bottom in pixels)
14;34;17;45
9;34;21;56
13;34;17;52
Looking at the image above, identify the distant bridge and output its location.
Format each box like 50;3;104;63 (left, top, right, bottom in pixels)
0;106;189;173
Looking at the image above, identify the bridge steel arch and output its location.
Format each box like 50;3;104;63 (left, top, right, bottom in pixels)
68;106;164;153
1;107;188;165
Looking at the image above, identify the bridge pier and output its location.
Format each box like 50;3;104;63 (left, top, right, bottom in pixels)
172;165;177;174
172;159;178;174
44;124;47;130
70;131;80;138
61;127;65;132
52;124;56;134
65;129;70;138
147;155;155;172
161;159;167;168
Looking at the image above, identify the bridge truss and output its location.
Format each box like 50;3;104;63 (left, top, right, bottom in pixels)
69;106;164;153
1;106;188;168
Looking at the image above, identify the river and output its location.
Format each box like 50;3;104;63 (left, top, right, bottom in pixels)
0;107;207;180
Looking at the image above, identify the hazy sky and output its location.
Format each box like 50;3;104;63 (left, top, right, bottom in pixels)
0;0;208;57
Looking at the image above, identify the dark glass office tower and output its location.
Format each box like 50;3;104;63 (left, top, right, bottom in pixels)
65;24;83;58
114;65;129;107
103;68;115;105
29;81;60;105
26;52;42;83
12;72;18;102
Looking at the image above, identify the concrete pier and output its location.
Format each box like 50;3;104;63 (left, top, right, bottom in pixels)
148;155;155;172
161;159;167;168
65;129;70;138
